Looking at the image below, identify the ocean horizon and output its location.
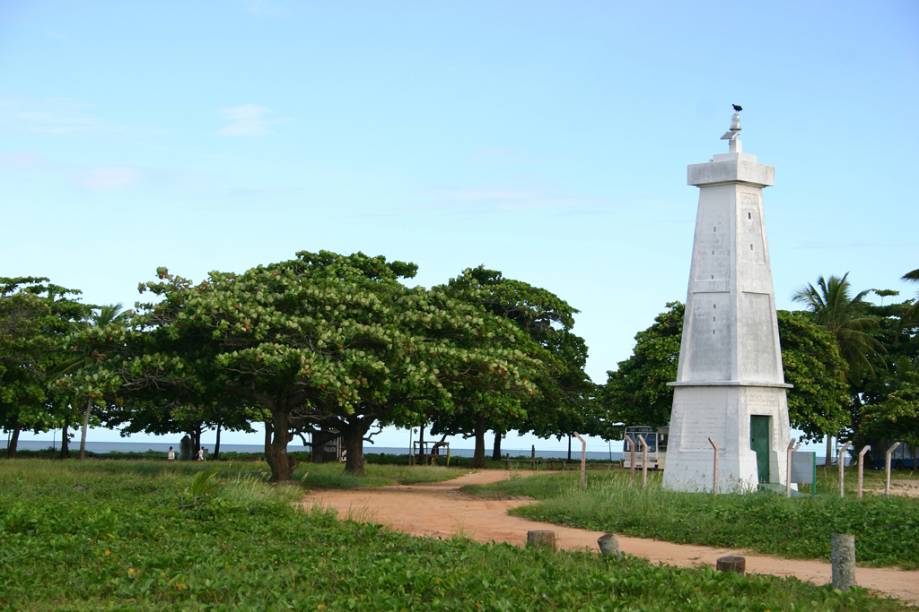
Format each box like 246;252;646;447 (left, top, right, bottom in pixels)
3;439;626;461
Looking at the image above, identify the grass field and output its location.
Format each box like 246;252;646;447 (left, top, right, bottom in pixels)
0;459;904;610
463;469;919;570
300;462;468;488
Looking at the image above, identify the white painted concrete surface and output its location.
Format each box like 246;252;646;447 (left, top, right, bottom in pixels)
663;124;792;494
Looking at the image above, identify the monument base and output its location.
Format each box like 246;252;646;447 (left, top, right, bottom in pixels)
662;384;791;493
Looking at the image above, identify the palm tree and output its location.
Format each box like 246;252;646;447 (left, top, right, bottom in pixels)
78;303;130;459
793;273;884;465
794;274;884;379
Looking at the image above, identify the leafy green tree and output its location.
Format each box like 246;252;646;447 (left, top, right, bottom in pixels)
600;303;683;430
0;277;88;457
289;280;544;474
777;311;851;440
854;291;919;465
430;267;592;467
600;303;850;441
1;278;51;456
59;303;133;459
125;251;542;479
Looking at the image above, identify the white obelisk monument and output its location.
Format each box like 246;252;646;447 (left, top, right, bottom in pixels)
662;107;792;493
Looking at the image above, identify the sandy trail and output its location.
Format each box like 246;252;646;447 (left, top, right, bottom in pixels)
302;470;919;604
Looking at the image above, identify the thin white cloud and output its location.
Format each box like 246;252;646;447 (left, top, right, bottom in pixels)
79;166;142;191
0;97;101;135
217;104;276;136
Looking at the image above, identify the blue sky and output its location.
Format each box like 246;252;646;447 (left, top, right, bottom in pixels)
3;1;918;452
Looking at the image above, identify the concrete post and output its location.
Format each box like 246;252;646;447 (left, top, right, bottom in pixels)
527;530;557;551
786;440;798;497
857;445;871;499
637;434;649;488
885;442;900;496
708;437;718;495
831;533;856;590
574;433;588;490
716;555;746;574
625;435;636;485
837;442;851;497
597;533;621;558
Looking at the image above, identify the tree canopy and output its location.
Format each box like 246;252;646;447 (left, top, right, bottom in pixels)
600;302;850;441
0;277;89;456
121;252;545;479
430;266;594;466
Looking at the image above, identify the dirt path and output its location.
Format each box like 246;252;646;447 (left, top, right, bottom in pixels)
302;470;919;604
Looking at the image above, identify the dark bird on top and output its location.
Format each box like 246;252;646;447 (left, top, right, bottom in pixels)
732;104;743;112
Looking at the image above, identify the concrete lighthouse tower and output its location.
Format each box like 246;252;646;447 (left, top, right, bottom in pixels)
662;107;792;493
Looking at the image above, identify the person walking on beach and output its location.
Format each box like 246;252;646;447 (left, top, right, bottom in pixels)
197;447;205;462
167;446;176;461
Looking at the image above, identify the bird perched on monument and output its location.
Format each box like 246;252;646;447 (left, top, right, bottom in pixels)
732;104;743;112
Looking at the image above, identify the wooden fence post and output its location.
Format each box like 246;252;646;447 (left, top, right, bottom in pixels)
716;555;746;574
527;530;557;551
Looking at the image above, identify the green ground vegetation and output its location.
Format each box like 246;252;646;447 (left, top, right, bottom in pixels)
0;460;903;610
299;462;468;489
8;456;468;489
463;469;919;570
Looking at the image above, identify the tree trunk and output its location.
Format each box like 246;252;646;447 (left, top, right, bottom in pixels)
825;435;833;468
267;411;292;482
417;425;425;464
263;420;273;460
492;431;503;460
6;427;20;458
473;418;486;468
343;420;369;476
567;434;572;462
79;400;91;460
213;422;221;459
60;420;70;459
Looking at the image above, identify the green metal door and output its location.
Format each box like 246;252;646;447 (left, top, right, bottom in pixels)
750;416;771;483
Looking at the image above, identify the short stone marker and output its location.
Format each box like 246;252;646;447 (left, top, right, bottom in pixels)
831;533;856;590
597;533;621;558
715;555;746;574
526;530;557;551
